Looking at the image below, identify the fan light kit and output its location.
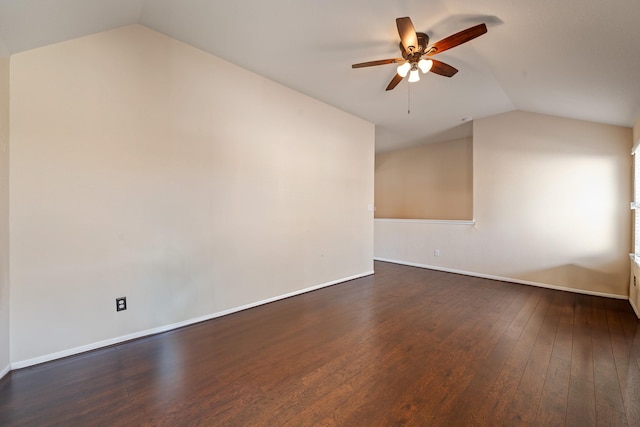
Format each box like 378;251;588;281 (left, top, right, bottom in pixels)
352;17;487;91
397;58;433;82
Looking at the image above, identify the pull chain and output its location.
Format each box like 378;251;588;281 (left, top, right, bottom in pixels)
407;80;411;114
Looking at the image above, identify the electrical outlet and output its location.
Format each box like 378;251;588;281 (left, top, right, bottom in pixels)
634;276;637;287
116;297;127;312
434;249;440;256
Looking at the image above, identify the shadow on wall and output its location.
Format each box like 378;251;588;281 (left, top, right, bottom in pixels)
518;263;626;296
374;136;473;220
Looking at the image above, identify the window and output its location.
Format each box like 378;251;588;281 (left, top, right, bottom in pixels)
632;142;640;261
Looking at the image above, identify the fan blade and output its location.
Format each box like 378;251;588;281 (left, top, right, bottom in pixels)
427;23;487;56
352;58;403;68
385;73;404;91
429;59;458;77
396;17;418;53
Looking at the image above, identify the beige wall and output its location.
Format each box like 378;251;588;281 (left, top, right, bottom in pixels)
375;110;632;297
0;57;9;374
634;116;640;144
9;25;374;364
375;138;473;220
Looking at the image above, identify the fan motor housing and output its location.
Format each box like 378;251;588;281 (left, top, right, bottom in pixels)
400;32;430;60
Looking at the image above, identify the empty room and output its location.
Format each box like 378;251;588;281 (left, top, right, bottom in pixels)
1;1;640;425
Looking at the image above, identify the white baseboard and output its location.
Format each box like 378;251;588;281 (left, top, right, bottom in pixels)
0;363;10;381
374;258;628;300
11;270;374;371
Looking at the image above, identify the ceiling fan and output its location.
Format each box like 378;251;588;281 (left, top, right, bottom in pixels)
352;17;487;91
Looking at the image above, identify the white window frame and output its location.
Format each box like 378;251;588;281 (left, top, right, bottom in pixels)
632;141;640;263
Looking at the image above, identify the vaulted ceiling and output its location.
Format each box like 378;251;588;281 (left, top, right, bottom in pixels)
1;0;639;152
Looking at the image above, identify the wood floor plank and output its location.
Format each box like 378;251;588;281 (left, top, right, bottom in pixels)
440;284;538;426
1;261;639;426
534;291;574;426
504;290;562;426
388;280;512;425
566;294;597;427
592;297;629;426
473;288;553;425
570;294;596;384
603;298;640;427
566;376;597;427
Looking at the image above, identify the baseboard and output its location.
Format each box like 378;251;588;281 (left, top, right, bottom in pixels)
0;363;10;381
374;258;628;300
11;270;374;370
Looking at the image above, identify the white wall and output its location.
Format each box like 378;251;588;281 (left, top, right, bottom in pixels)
9;25;374;364
375;110;632;297
0;57;9;376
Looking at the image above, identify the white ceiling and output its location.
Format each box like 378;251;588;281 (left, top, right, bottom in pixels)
1;0;639;152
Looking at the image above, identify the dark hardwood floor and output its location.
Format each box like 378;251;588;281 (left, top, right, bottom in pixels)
1;261;640;426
